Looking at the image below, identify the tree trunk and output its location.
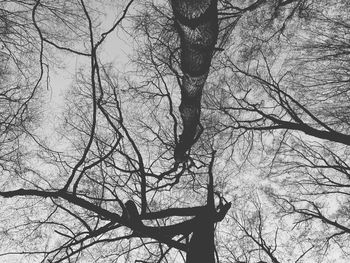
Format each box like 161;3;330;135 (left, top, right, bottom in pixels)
186;212;215;263
186;186;215;263
171;0;218;162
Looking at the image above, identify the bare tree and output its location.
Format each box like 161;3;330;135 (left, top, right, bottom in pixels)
0;1;231;262
1;0;350;263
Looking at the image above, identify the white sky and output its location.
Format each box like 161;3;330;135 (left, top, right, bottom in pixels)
40;0;135;142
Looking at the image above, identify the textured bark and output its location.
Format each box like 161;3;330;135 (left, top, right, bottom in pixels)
171;0;218;162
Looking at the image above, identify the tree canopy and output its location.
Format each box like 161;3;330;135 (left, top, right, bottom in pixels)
0;0;350;262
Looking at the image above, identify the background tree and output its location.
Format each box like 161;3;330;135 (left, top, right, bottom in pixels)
203;0;350;262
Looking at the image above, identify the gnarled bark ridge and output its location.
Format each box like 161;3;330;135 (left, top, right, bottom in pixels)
171;0;218;162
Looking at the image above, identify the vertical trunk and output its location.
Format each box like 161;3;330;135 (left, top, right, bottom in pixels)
186;214;215;263
186;171;215;263
171;0;218;162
